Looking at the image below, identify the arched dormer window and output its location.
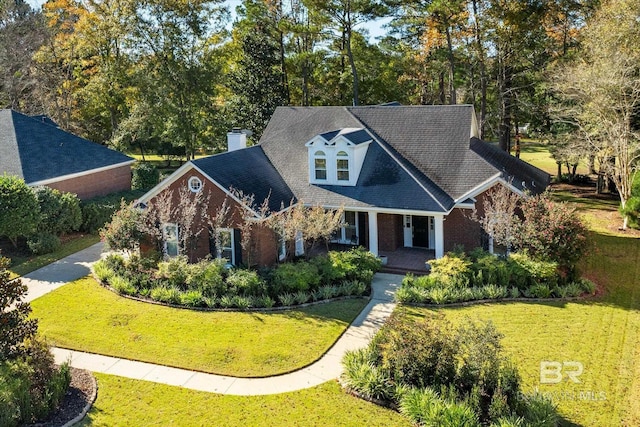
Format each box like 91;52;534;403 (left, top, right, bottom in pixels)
314;150;327;180
337;151;349;181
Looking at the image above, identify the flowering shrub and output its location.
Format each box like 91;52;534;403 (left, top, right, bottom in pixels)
515;194;588;276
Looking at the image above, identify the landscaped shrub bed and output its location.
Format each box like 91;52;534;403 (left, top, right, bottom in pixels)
395;249;595;305
341;312;560;427
93;247;381;309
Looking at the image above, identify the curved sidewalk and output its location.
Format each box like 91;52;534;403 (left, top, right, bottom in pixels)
21;243;402;395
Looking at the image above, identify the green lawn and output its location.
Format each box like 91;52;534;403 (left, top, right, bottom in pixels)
31;277;368;377
6;234;100;279
405;230;640;426
79;375;411;427
519;139;591;177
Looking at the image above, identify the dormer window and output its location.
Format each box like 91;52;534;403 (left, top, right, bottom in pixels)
314;151;327;180
306;128;372;186
336;151;349;181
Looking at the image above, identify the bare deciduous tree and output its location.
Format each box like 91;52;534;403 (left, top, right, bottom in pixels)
471;184;522;253
552;0;640;229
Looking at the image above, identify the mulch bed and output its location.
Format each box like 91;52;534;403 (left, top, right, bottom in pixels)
26;368;97;427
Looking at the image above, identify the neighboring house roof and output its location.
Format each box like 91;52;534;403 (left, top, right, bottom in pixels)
0;109;134;185
191;145;296;213
140;104;549;215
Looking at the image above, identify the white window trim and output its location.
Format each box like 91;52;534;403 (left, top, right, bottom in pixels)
331;211;359;244
163;223;180;257
336;150;350;182
314;150;327;181
216;228;235;266
278;232;287;261
188;176;203;193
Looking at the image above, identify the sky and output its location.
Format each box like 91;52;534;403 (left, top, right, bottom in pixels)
25;0;392;42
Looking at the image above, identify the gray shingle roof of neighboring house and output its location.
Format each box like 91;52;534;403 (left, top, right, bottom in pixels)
0;109;133;184
192;145;296;213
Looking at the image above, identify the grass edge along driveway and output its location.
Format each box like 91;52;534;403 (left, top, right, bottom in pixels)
31;277;368;378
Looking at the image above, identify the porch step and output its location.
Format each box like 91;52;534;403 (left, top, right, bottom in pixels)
380;266;428;276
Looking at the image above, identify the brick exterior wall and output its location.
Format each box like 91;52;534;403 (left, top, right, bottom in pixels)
378;213;403;251
46;164;132;200
443;190;489;253
149;169;279;266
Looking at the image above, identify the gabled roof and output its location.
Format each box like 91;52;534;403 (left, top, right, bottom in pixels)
315;128;372;146
140;104;549;216
0;109;134;184
260;105;549;211
191;146;296;213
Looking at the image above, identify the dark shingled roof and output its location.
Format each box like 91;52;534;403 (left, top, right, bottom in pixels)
258;105;549;210
0;109;133;184
192;145;296;213
470;137;550;194
260;106;450;212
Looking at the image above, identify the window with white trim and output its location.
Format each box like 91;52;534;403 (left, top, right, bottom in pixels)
314;151;327;180
336;151;350;181
218;229;234;265
188;176;203;193
331;211;358;244
278;232;287;261
163;223;179;257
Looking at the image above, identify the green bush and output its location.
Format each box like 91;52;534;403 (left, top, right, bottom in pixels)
226;269;265;296
429;254;472;288
521;394;558;427
185;258;226;296
508;253;558;289
157;256;189;289
33;186;81;236
579;278;596;294
272;261;320;294
343;314;542;425
370;313;457;389
26;232;61;255
180;290;205;307
0;176;40;247
328;247;381;282
0;341;71;426
342;348;392;401
528;283;552;298
93;260;115;283
80;189;145;233
278;293;296;306
109;275;136;296
150;286;181;304
131;162;160;190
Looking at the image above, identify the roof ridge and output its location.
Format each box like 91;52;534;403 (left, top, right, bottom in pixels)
344;108;450;212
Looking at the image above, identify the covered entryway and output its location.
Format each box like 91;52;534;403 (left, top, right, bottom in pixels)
403;215;436;249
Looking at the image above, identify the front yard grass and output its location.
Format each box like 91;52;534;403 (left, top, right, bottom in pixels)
405;230;640;426
31;277;368;377
79;375;411;427
5;234;100;279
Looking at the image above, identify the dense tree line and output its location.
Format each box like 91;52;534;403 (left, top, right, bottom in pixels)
1;0;638;225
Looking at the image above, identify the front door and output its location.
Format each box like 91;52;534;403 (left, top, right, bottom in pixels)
413;216;429;248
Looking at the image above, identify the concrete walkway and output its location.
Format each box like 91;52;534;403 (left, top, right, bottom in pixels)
22;244;402;395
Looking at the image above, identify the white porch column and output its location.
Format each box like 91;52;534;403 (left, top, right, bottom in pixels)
368;211;379;256
434;214;444;258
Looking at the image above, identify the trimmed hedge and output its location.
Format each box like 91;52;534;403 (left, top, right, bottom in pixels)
80;189;146;233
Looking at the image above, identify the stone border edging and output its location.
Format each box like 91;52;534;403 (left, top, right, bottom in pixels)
397;294;595;308
64;373;98;427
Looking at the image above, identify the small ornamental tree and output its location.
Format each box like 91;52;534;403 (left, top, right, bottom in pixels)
0;176;40;247
100;200;145;253
0;256;38;361
515;193;588;276
472;184;522;253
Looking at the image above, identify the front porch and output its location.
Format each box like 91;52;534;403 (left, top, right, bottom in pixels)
379;247;434;275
